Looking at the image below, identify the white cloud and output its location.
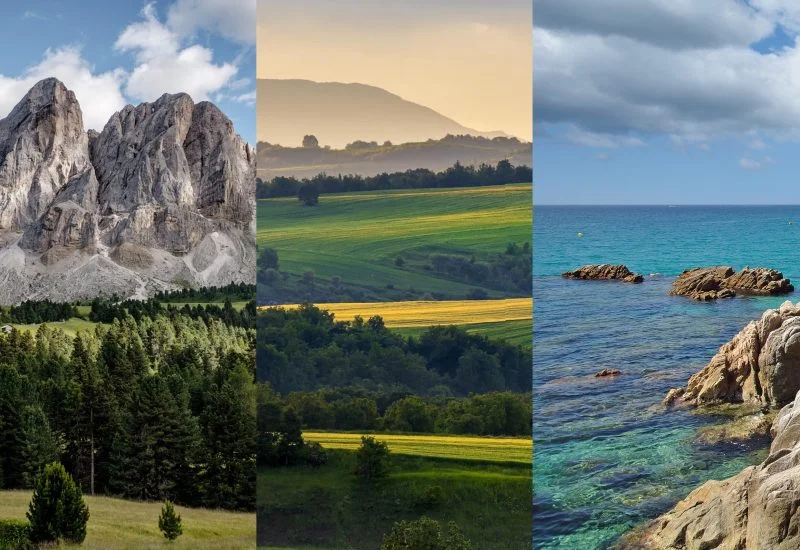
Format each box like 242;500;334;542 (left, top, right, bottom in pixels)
168;0;255;45
116;3;238;103
740;157;764;170
233;90;256;104
535;24;800;144
0;47;127;131
0;1;246;132
532;1;800;147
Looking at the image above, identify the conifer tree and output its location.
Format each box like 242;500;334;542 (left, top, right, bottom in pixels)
158;500;183;541
19;405;60;488
27;462;90;544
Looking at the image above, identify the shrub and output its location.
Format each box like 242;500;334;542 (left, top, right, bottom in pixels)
299;441;328;467
353;436;391;482
380;516;472;550
158;500;183;541
0;519;32;550
27;462;90;544
414;485;443;510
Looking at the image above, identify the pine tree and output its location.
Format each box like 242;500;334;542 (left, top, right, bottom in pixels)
19;405;60;488
198;357;256;509
27;462;90;544
111;375;199;502
158;500;183;541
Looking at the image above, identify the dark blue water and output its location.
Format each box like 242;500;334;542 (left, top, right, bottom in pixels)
533;206;800;548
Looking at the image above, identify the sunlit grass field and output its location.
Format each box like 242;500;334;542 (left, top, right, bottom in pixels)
257;183;532;297
266;298;532;345
10;318;99;337
0;491;255;549
304;432;531;464
275;298;531;327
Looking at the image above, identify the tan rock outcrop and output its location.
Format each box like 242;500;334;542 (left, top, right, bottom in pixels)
670;266;793;301
665;301;800;408
561;264;644;283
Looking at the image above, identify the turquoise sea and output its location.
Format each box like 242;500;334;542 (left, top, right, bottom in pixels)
533;206;800;548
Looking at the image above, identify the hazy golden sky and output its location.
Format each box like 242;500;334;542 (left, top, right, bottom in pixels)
257;1;532;141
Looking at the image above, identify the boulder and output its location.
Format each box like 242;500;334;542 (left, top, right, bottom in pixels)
665;301;800;408
670;266;793;301
595;369;622;377
562;264;644;283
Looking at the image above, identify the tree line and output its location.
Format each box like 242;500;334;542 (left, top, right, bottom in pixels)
257;305;531;396
261;385;531;437
256;160;532;200
89;297;257;329
0;300;78;324
0;311;256;511
153;283;255;303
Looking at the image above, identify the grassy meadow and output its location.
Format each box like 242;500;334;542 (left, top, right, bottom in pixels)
259;433;532;550
257;183;532;301
0;491;255;549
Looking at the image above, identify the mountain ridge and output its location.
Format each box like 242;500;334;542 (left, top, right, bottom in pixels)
257;78;512;148
0;78;255;304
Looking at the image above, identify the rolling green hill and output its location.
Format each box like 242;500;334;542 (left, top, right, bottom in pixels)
257;183;532;304
259;445;531;550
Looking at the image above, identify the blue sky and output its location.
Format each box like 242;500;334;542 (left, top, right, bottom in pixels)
0;0;255;142
535;0;800;204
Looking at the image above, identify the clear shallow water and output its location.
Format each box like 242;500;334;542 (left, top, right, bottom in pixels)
533;206;800;549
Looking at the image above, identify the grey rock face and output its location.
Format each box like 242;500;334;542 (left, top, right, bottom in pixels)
0;78;94;232
0;78;254;303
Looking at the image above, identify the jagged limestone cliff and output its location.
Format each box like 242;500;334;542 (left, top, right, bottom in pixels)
0;78;255;303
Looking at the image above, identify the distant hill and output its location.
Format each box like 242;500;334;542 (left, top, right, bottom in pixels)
257;79;511;148
256;134;532;179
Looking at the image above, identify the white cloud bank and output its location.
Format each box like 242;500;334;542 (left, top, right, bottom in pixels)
535;0;800;149
0;0;254;131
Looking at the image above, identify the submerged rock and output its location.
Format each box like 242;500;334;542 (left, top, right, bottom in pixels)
595;369;622;377
561;264;644;283
619;390;800;549
670;266;793;301
664;301;800;408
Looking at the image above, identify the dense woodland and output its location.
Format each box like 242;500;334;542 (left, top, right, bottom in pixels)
0;311;256;511
257;305;531;396
256;160;532;200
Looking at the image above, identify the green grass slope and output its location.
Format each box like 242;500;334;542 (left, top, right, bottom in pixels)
0;491;255;549
257;183;532;302
259;450;531;550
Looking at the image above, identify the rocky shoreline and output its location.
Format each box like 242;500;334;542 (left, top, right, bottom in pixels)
620;300;800;548
619;391;800;549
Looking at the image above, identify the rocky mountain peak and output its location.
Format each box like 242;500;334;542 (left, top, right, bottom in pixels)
0;78;255;303
0;77;91;232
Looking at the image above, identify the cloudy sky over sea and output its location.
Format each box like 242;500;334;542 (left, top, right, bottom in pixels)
535;0;800;204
